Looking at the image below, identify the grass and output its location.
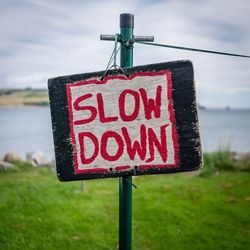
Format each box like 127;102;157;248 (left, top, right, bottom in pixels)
201;151;250;176
0;154;250;250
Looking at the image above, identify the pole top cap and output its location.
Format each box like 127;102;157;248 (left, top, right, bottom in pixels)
120;13;134;28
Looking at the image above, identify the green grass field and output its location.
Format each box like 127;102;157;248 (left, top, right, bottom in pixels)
0;155;250;250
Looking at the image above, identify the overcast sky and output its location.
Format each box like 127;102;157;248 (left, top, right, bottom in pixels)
0;0;250;108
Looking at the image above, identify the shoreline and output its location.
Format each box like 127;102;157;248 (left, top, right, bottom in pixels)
1;149;250;161
1;89;250;110
0;89;49;107
0;104;49;108
1;105;250;111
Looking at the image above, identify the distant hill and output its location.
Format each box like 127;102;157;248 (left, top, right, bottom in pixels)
198;104;206;110
0;88;208;109
0;89;49;107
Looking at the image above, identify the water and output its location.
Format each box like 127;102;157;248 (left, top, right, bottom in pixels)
0;107;250;159
0;107;54;159
199;109;250;153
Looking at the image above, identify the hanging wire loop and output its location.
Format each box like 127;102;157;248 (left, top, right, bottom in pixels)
101;33;130;80
105;33;120;71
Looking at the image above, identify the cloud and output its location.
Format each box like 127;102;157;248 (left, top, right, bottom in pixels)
192;18;246;43
0;0;249;108
5;73;49;86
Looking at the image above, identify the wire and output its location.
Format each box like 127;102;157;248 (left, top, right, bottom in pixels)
106;45;120;69
102;35;122;80
105;33;120;70
113;33;118;67
136;41;250;59
105;47;116;70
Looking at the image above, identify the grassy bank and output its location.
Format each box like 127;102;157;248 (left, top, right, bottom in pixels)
0;89;48;107
0;153;250;250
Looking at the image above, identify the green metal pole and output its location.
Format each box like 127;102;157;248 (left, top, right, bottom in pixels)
119;13;134;250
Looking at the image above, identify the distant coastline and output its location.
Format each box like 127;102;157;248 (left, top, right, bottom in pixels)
0;88;247;110
1;88;209;109
0;88;49;107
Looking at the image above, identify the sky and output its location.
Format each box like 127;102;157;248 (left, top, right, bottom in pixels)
0;0;250;108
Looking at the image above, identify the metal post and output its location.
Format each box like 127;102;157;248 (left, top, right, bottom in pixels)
100;13;153;249
119;13;133;250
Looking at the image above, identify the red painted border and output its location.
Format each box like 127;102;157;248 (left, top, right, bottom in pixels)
138;71;180;170
66;70;180;174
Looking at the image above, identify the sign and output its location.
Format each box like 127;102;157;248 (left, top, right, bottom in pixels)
48;61;202;181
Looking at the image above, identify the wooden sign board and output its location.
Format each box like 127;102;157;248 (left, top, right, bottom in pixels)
48;61;202;181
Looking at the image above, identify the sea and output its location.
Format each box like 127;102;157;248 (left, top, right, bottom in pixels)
0;107;250;160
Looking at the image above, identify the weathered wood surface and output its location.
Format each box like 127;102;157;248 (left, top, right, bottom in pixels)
48;60;202;181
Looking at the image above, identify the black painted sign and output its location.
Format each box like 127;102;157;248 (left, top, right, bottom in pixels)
48;60;202;181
